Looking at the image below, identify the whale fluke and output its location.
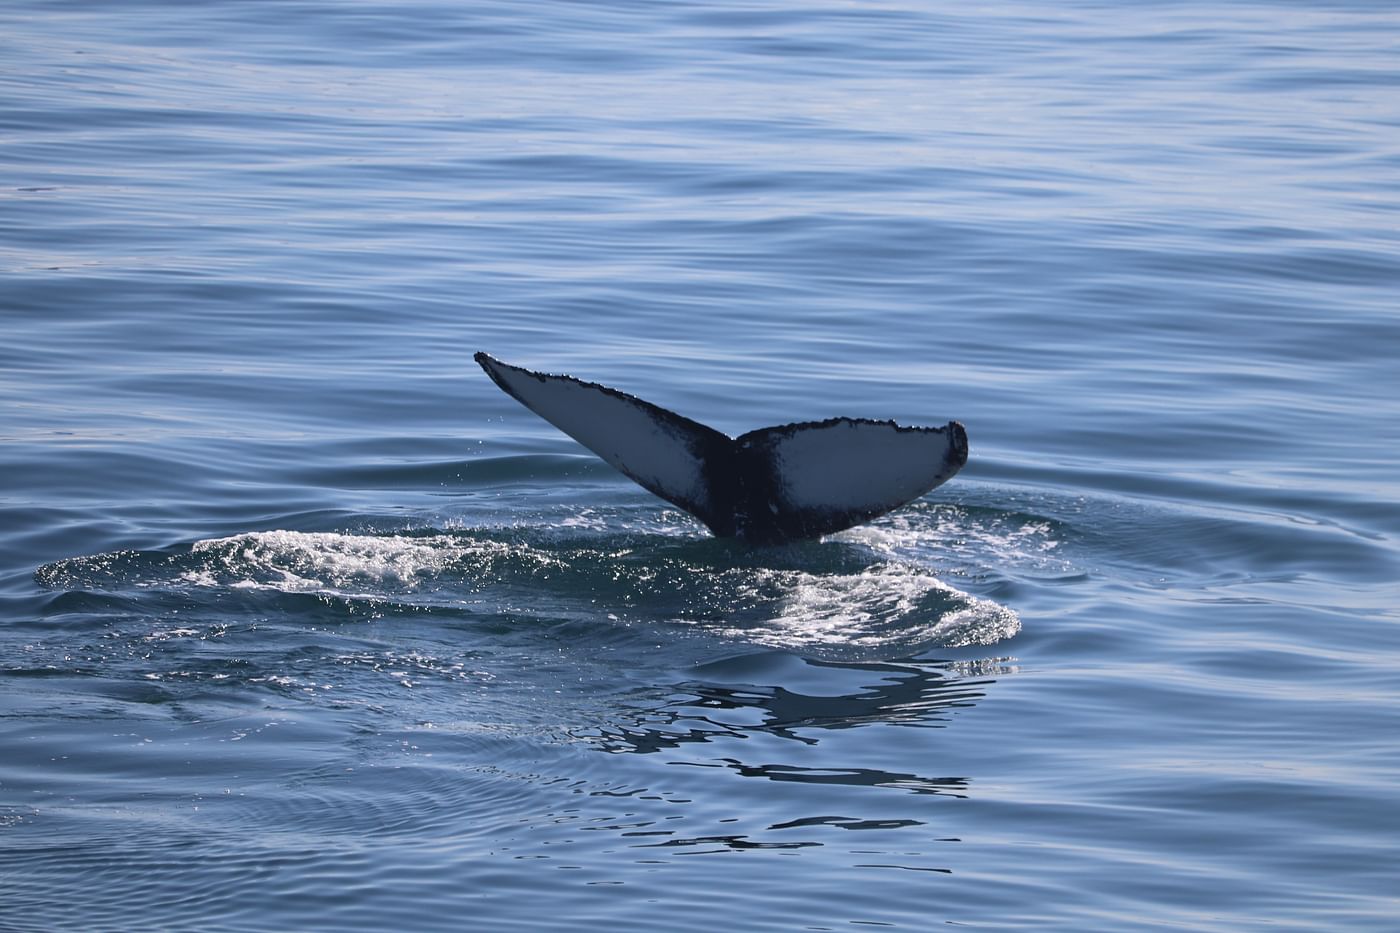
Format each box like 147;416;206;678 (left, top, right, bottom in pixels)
475;352;968;545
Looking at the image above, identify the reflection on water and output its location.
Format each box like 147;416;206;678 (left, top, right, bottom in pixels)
521;653;1002;859
591;656;995;755
696;759;968;797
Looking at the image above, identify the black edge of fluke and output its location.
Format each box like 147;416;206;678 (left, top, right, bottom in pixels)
949;420;969;468
473;351;969;544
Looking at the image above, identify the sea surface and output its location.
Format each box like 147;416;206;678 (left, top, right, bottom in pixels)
3;2;1399;929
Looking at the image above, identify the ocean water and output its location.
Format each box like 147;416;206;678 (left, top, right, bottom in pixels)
3;1;1399;929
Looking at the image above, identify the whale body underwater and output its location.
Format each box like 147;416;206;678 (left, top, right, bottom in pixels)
476;352;968;545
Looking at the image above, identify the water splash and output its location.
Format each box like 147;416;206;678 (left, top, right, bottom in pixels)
36;506;1032;654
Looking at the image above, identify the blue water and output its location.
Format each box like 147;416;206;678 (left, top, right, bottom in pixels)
3;1;1399;929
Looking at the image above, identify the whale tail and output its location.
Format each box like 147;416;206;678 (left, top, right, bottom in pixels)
475;352;967;544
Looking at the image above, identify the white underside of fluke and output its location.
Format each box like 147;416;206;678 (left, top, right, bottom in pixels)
475;352;966;543
742;419;963;514
480;357;707;503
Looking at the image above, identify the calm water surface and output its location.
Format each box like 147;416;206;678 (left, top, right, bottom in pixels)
3;1;1399;930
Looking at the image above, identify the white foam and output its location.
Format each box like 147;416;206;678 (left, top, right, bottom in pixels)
187;530;561;593
841;503;1071;577
723;563;1020;651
